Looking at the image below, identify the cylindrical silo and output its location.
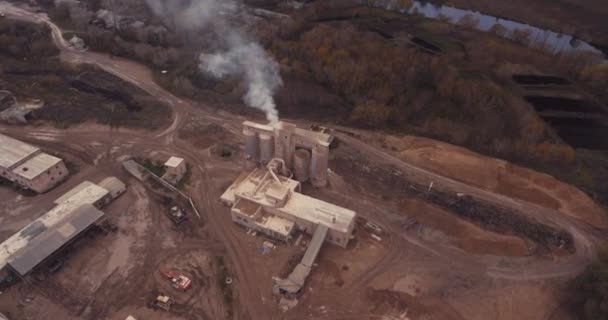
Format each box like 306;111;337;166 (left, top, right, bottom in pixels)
310;146;329;187
244;128;259;162
259;133;275;164
293;149;311;182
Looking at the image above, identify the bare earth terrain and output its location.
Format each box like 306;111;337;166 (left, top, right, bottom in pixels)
0;2;606;320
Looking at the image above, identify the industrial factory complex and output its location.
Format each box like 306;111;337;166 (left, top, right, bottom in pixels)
0;177;125;285
222;121;357;297
0;133;69;193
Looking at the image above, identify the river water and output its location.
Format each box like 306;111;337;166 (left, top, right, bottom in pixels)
365;0;603;56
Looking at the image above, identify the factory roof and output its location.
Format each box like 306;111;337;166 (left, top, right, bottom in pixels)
98;177;126;196
222;168;355;233
0;182;109;271
12;153;63;180
54;181;96;204
293;127;332;145
220;168;300;206
8;204;104;276
0;133;40;169
164;156;184;168
242;120;333;145
283;193;355;233
242;120;273;132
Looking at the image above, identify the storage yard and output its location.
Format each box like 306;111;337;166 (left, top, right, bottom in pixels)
0;2;606;320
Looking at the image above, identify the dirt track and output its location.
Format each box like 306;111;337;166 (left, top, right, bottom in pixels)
0;2;606;319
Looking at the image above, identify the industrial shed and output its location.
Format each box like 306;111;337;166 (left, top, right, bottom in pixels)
7;204;105;276
0;177;125;280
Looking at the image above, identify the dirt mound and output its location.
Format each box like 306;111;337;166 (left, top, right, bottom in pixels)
402;199;530;256
384;135;607;228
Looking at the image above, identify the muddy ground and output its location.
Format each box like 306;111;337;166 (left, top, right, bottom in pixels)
0;115;589;320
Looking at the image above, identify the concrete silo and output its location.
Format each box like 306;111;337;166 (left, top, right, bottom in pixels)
244;128;259;162
293;149;311;182
259;133;275;164
310;145;329;187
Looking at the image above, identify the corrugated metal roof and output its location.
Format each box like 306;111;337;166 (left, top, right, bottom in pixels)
0;133;40;169
98;177;126;195
53;181;99;205
12;153;63;180
0;182;109;271
8;204;104;276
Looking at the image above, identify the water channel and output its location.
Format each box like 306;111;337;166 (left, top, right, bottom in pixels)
365;0;604;57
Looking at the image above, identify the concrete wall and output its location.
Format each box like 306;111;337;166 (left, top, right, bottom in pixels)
231;209;292;243
27;161;69;193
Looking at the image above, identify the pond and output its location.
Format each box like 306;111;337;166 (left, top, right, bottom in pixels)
364;0;604;56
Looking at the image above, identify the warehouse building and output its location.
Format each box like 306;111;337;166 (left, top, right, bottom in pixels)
0;177;125;282
0;134;68;193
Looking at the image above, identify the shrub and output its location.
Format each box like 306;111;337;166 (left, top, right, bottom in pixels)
569;245;608;319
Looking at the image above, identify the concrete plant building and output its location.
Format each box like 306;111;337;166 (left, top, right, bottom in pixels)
221;161;356;248
225;122;353;298
0;177;125;284
0;133;68;193
242;121;334;187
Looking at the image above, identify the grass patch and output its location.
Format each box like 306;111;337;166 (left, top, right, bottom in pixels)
139;158;166;177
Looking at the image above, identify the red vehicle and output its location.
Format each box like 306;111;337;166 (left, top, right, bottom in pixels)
159;269;192;291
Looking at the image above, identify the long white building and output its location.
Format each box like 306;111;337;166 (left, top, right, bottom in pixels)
0;177;125;281
0;134;68;193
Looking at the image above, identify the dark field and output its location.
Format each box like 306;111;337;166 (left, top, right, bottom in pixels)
0;19;170;129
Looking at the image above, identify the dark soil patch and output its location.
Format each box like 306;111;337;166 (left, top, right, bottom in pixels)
513;74;571;86
410;36;442;53
525;96;602;114
332;142;574;251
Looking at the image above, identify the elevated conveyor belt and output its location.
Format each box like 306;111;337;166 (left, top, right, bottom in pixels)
274;224;328;297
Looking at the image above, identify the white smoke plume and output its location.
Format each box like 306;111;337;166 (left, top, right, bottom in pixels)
144;0;283;123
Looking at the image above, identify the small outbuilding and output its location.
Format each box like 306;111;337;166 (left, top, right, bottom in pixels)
161;156;187;185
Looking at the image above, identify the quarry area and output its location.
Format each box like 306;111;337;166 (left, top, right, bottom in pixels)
0;1;607;320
